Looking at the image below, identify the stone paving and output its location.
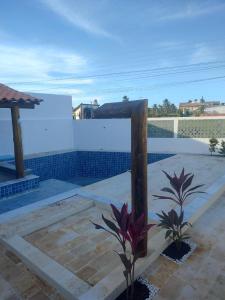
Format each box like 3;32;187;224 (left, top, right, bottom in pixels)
79;154;225;215
1;152;225;299
25;206;122;286
0;243;65;300
144;191;225;300
23;205;156;288
0;191;224;299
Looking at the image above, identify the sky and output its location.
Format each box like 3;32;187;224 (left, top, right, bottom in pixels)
0;0;225;107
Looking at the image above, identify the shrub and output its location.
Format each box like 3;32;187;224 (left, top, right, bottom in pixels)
218;140;225;156
91;203;155;300
153;168;204;250
153;168;204;214
209;138;219;156
156;209;191;249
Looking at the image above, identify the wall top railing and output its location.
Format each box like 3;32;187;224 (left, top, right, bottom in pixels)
73;116;225;139
148;116;225;121
148;117;225;138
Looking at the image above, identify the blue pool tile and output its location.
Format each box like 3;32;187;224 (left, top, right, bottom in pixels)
9;151;174;181
0;175;39;198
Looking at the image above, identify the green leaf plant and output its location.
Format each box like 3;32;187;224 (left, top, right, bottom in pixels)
156;209;191;250
209;138;219;156
153;168;204;250
218;140;225;156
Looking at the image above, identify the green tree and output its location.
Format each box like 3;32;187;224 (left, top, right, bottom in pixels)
178;109;183;117
152;104;159;116
218;140;225;156
170;103;178;114
162;99;170;114
199;105;205;115
122;95;129;102
209;138;219;156
200;97;205;103
148;99;178;117
184;110;191;117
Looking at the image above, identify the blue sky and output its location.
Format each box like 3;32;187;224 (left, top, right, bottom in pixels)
0;0;225;107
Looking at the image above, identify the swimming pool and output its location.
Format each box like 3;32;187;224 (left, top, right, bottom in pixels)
0;151;174;214
22;150;174;181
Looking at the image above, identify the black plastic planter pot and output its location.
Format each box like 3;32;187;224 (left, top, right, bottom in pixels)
115;277;159;300
161;240;196;264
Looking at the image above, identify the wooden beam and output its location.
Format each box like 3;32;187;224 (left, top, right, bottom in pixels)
11;106;25;178
0;103;35;109
94;99;148;257
131;100;148;257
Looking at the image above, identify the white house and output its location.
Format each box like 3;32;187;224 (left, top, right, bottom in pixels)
73;100;99;119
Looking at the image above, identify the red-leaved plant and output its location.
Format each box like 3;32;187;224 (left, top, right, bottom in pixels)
153;168;204;214
153;168;204;250
91;203;155;300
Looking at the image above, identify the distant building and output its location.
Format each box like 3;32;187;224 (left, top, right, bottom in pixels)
73;100;99;119
179;100;220;114
204;104;225;115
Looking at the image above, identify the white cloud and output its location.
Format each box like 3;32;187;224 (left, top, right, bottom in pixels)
29;87;83;95
190;44;222;64
158;1;225;21
41;0;115;39
47;78;93;85
0;43;95;98
0;43;87;83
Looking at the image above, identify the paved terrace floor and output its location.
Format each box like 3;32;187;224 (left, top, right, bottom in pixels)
0;195;159;295
0;190;225;299
78;154;225;216
146;191;225;300
0;154;225;299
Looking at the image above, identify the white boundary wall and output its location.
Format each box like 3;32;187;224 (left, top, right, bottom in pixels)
1;95;225;157
0;93;74;156
73;117;225;155
73;119;131;152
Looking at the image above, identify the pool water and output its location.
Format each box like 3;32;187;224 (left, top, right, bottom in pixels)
0;179;77;215
0;151;174;215
66;176;103;186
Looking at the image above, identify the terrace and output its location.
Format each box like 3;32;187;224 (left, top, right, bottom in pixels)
0;88;225;300
1;191;224;299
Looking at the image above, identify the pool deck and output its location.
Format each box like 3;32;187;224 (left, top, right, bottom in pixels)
0;154;225;299
77;154;225;217
0;190;225;299
145;191;225;300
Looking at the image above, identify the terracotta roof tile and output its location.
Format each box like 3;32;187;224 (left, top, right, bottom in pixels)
0;83;42;106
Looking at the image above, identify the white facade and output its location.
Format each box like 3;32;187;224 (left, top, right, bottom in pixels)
0;93;74;156
73;119;131;152
73;102;99;119
1;92;225;157
73;117;225;155
205;105;225;114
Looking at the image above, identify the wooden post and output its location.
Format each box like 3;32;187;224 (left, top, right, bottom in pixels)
94;99;148;256
11;106;25;178
131;100;148;257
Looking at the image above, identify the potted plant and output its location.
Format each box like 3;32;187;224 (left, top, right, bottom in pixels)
91;203;156;300
153;168;204;263
209;138;219;156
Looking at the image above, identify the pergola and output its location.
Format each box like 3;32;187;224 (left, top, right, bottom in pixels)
0;83;42;178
